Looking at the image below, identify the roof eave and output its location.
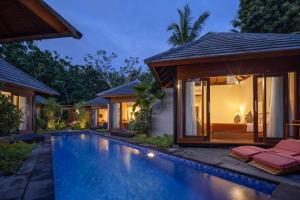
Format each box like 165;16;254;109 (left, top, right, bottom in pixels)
40;0;82;39
146;48;300;67
0;79;60;96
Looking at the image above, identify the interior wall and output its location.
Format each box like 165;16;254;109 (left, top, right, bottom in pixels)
98;108;108;123
121;102;134;122
210;76;253;123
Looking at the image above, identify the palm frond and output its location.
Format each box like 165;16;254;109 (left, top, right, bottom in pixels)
189;11;210;41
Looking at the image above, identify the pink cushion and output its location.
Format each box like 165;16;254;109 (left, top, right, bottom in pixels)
231;146;265;158
274;140;300;154
270;147;298;156
253;152;299;169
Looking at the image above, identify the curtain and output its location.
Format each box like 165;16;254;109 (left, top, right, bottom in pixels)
112;103;120;128
267;77;284;138
185;81;197;136
93;109;98;126
19;96;27;131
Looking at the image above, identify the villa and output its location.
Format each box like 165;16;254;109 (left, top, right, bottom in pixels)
0;59;59;133
2;1;300;200
145;32;300;146
85;97;109;129
97;80;140;134
0;0;82;133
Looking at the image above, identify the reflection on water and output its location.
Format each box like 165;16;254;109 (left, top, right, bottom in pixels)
80;134;86;140
98;139;109;151
52;134;273;200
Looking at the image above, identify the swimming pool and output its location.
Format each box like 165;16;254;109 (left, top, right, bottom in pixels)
52;133;277;200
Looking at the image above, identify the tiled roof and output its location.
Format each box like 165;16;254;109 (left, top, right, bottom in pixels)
97;80;140;97
0;59;59;95
144;32;300;63
85;97;109;107
35;95;48;105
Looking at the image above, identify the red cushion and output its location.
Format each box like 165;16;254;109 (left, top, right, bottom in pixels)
270;147;298;156
253;152;298;169
231;146;264;158
275;140;300;154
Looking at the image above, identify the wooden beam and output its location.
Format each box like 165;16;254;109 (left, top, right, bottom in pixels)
177;56;300;80
0;32;70;43
19;0;66;33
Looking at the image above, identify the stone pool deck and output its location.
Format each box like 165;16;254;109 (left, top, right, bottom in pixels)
0;137;54;200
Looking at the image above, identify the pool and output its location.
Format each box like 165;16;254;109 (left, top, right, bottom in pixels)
52;133;277;200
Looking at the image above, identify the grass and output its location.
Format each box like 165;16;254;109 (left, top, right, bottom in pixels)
95;128;108;132
0;142;35;174
36;130;54;135
133;134;173;149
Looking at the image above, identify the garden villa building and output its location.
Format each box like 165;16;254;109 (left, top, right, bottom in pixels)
97;80;140;134
145;32;300;146
0;0;82;133
0;59;59;133
85;97;109;129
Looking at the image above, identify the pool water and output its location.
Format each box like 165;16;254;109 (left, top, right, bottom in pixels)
52;133;276;200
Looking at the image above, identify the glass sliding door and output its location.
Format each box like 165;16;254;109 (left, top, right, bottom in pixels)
254;74;287;142
181;78;209;140
19;96;28;131
266;76;285;138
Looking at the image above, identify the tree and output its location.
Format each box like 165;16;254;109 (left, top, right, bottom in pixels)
131;81;165;135
120;57;153;84
84;50;118;88
0;95;22;140
167;4;210;46
0;43;152;105
232;0;300;33
44;98;61;130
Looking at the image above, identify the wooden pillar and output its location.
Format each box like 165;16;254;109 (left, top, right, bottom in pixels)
109;100;113;131
295;71;300;138
120;102;123;129
32;93;36;132
173;79;178;145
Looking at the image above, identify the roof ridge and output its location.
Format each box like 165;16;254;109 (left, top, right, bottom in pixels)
144;32;216;63
144;32;300;64
97;79;140;96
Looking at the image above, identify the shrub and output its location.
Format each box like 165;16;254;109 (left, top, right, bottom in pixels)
133;134;173;149
128;110;148;133
36;117;47;130
0;142;35;174
55;121;66;130
44;98;61;130
74;102;90;129
71;122;83;130
0;95;22;138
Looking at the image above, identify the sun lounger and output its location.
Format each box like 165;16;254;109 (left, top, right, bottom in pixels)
249;152;300;175
269;139;300;156
230;139;300;161
230;146;268;161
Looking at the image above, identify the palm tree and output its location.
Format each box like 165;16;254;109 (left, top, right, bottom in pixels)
132;81;165;136
167;4;210;46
